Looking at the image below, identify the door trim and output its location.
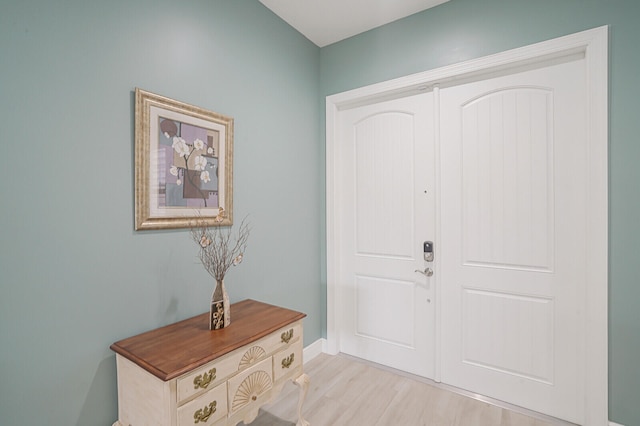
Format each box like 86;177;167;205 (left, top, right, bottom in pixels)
326;26;608;425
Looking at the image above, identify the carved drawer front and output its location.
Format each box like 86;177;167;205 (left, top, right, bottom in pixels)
177;353;239;404
235;344;269;371
231;323;302;372
177;381;227;426
227;357;273;414
273;339;303;382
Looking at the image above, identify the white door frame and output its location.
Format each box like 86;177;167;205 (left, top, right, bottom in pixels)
326;26;608;425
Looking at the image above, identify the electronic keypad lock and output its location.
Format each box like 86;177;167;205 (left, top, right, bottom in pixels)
423;241;434;262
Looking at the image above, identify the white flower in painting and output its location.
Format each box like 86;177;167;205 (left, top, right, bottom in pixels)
200;171;211;183
194;138;205;150
164;132;171;139
232;253;243;266
176;179;182;186
207;147;214;154
172;137;190;158
194;155;207;171
169;165;179;176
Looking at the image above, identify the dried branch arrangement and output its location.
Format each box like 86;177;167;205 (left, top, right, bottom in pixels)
191;208;250;282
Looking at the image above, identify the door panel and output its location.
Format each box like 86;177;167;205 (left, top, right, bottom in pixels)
462;289;554;383
440;57;587;423
354;111;415;258
460;88;554;271
337;93;435;379
355;275;416;347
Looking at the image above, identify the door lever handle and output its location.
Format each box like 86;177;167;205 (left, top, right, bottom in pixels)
415;268;434;277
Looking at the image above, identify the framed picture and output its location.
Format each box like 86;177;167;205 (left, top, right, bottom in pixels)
134;88;234;230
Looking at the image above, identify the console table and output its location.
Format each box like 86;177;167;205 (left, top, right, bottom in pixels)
110;299;309;426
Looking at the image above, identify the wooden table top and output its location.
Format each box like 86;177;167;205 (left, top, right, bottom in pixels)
110;299;306;380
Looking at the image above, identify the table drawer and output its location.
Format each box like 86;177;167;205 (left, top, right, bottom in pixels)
228;357;273;414
273;339;303;382
177;381;227;426
231;322;302;372
177;353;239;404
271;322;302;349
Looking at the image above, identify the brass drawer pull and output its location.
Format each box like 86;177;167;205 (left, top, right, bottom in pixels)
193;368;216;390
281;329;294;344
193;401;217;423
281;353;295;369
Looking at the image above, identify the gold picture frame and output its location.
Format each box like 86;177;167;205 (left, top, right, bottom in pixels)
134;88;234;230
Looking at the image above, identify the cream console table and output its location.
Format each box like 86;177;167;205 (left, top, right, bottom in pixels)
110;299;309;426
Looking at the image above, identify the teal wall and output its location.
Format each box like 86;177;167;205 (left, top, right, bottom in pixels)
2;0;639;425
320;1;640;425
0;1;320;425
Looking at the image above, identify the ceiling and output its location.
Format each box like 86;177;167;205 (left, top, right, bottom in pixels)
258;0;450;47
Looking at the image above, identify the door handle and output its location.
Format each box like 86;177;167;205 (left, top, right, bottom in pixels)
415;268;434;277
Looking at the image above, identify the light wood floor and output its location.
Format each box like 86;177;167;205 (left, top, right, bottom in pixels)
261;353;575;426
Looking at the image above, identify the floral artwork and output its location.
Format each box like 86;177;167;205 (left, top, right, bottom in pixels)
134;88;234;230
158;118;220;209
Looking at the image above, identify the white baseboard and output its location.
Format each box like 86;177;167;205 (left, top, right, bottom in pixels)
610;422;624;426
303;338;326;363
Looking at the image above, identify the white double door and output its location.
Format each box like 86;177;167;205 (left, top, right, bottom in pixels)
336;56;587;423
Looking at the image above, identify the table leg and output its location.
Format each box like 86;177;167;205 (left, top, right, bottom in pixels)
293;373;310;426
